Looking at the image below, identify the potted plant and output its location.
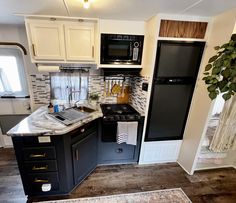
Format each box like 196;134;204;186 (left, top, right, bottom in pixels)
89;93;99;107
203;34;236;101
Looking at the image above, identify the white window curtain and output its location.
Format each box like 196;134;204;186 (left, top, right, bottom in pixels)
209;95;236;152
50;70;88;102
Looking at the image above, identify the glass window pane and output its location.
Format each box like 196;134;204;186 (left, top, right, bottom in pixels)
0;56;22;92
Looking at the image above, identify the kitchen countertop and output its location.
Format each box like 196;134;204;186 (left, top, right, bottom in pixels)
7;105;103;137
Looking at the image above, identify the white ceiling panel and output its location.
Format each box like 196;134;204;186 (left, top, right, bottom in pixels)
0;0;67;24
182;0;236;16
0;0;235;24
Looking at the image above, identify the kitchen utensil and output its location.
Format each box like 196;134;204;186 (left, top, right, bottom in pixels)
107;80;110;96
103;80;107;97
117;86;130;104
112;80;122;94
121;80;125;97
110;80;113;95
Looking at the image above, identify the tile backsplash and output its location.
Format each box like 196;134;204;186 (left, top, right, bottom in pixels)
30;71;149;114
30;74;50;107
130;76;149;114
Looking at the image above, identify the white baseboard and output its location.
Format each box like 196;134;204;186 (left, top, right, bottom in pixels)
194;164;235;171
139;140;182;164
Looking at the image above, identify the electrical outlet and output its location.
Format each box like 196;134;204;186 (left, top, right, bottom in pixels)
142;82;148;91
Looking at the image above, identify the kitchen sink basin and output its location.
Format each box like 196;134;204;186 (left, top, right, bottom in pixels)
48;106;95;126
73;106;95;113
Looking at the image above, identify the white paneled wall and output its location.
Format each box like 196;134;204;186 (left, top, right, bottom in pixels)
139;141;182;164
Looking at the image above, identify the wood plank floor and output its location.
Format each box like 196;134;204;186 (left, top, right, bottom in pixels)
0;148;235;203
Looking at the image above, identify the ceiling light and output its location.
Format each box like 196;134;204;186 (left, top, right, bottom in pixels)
83;0;90;9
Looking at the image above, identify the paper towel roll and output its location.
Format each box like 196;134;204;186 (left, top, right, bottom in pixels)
38;65;60;72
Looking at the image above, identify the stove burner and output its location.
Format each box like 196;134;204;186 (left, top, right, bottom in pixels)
100;104;140;121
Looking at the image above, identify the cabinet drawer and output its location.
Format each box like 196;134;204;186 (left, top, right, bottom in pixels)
23;147;56;161
24;160;58;173
70;119;97;142
99;143;135;161
27;172;59;194
22;136;54;147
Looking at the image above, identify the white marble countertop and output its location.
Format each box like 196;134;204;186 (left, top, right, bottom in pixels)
7;106;103;137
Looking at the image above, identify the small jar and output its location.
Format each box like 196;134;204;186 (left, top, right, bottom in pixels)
48;102;54;113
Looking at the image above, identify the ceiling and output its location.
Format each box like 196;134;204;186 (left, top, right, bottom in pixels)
0;0;236;24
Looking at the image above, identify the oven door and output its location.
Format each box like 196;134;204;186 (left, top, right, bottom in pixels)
101;121;117;142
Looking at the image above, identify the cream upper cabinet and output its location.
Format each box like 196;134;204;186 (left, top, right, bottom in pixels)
25;18;98;63
28;22;65;60
65;24;95;61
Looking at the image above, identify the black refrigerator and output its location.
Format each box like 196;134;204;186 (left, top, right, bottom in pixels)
145;40;205;141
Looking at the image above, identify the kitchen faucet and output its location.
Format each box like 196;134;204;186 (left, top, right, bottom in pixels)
68;89;81;107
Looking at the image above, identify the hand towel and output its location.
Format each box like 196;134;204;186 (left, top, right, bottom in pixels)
116;122;128;144
117;122;138;145
127;122;138;145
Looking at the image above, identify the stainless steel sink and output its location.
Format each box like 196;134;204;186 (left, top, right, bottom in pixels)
48;106;95;125
73;106;95;113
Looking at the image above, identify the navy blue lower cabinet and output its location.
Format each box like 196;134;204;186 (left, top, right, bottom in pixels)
11;119;99;197
72;131;98;185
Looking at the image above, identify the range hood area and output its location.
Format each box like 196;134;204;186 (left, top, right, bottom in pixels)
101;68;141;76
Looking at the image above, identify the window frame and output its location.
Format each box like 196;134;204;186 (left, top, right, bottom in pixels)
0;47;29;97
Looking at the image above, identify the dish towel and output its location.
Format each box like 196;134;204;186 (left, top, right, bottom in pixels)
117;122;138;145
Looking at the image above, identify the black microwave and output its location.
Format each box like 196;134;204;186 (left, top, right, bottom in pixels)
100;34;144;65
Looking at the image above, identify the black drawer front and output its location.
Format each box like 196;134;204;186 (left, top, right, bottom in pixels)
27;172;59;194
23;147;56;161
24;160;58;173
22;136;54;147
70;120;98;142
100;143;135;161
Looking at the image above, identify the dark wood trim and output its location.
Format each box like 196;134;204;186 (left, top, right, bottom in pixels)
159;20;208;39
0;42;27;55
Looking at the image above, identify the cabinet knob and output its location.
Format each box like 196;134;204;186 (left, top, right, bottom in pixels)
116;148;123;153
80;128;85;133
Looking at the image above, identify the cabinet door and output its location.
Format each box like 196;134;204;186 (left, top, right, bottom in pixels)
72;131;97;185
65;25;95;61
29;23;65;60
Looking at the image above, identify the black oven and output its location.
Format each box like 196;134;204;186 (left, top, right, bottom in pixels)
100;104;142;142
100;34;144;65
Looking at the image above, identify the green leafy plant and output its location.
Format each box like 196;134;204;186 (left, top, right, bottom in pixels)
89;93;99;101
203;34;236;101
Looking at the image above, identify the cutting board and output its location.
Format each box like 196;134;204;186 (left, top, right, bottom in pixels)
117;86;130;104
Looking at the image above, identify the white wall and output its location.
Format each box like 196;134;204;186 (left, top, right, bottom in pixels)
0;24;36;147
99;19;145;35
178;7;236;174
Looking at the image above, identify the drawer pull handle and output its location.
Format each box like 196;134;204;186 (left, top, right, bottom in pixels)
30;153;46;158
32;165;48;171
116;148;123;153
92;46;94;58
32;44;36;56
75;149;79;161
34;178;49;183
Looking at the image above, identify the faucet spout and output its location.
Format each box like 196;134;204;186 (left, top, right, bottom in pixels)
68;89;81;107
